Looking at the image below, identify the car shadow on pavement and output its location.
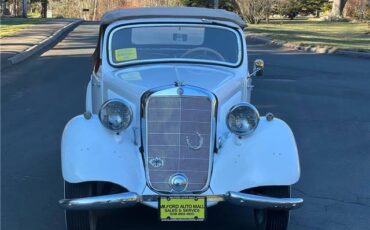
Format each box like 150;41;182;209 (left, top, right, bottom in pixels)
97;203;256;230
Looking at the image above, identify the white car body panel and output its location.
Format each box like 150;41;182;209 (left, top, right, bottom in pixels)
211;117;300;194
61;115;146;194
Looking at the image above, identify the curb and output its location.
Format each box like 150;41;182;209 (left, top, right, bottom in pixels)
7;20;83;65
246;33;370;59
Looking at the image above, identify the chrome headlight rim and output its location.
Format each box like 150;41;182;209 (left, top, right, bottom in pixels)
98;99;133;131
226;102;260;136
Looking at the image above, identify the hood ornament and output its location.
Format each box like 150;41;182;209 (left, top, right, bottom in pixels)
186;132;204;150
174;81;184;87
175;81;184;95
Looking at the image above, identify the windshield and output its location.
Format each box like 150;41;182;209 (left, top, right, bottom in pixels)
109;24;241;66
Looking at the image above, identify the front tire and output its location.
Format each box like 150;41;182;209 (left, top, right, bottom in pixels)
64;181;97;230
253;186;291;230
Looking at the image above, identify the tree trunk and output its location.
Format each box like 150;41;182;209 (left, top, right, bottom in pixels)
93;0;98;21
331;0;348;17
214;0;219;9
41;0;47;18
14;0;18;16
22;0;27;18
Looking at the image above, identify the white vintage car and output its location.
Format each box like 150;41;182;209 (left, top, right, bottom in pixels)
59;7;303;230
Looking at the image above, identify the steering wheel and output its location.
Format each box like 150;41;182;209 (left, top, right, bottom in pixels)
181;47;225;62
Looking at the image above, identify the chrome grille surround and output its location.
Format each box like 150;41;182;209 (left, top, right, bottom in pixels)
142;85;217;194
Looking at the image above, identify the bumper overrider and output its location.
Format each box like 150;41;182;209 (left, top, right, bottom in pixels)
59;191;303;210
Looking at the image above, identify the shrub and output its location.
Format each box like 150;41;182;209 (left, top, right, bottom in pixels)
344;0;369;20
236;0;274;24
275;0;302;19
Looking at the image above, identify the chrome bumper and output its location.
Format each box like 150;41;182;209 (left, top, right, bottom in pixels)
59;191;303;211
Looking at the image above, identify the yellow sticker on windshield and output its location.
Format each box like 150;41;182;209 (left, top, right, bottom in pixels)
114;48;137;62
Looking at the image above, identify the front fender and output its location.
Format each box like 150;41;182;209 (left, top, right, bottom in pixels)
210;117;300;194
61;115;146;194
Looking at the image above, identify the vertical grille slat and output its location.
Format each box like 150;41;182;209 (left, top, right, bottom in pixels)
145;93;213;193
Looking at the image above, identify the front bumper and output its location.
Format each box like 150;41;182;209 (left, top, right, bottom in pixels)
59;191;303;210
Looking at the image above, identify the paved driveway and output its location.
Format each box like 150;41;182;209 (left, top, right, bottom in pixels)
249;43;370;230
1;22;370;230
0;19;75;69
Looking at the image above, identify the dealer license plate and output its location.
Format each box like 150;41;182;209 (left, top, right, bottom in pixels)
159;196;206;221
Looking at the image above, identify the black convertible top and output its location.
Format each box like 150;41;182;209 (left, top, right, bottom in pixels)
93;7;245;70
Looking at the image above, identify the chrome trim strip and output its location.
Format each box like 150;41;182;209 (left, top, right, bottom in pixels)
226;191;303;210
107;23;243;68
59;191;303;210
141;85;217;194
59;192;138;210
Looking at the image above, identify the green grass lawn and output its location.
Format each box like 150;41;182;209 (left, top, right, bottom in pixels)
0;18;47;37
247;20;370;52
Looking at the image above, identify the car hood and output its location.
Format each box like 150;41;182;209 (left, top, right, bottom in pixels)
104;64;243;102
102;64;245;147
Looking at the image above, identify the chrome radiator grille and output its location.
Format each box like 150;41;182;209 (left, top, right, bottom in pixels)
144;87;215;193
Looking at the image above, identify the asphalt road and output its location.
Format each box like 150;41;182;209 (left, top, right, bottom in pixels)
2;22;370;230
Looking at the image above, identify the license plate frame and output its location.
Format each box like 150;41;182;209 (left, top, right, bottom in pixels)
159;196;206;221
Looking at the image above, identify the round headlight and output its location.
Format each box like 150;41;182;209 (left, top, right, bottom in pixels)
99;99;132;131
226;103;260;136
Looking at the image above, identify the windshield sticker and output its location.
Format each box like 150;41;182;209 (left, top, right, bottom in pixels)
114;48;137;62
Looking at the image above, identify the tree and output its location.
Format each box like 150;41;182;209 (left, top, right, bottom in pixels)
181;0;213;7
300;0;330;16
29;0;47;18
344;0;368;19
181;0;239;11
331;0;348;17
235;0;274;23
41;0;47;18
22;0;27;17
4;0;21;16
140;0;183;6
275;0;301;19
92;0;97;20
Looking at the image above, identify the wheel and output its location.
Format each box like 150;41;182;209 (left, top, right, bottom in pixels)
253;186;291;230
64;181;97;230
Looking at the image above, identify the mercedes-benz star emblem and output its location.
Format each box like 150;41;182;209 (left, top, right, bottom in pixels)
177;87;184;95
186;132;204;150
